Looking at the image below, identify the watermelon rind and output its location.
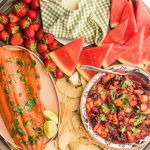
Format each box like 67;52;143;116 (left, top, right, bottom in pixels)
102;60;108;69
50;52;72;77
76;63;91;81
110;22;119;28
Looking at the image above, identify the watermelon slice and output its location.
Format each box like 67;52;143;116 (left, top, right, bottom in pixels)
110;0;128;28
102;45;132;68
142;35;150;64
119;28;145;66
76;44;113;81
144;63;150;73
135;0;150;38
102;19;128;45
50;37;85;77
120;0;137;44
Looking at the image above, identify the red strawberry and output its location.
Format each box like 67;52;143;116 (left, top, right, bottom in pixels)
26;10;38;22
37;43;48;54
19;18;30;29
24;25;35;39
6;23;20;35
35;29;44;41
31;23;41;32
44;59;56;73
13;2;27;18
8;13;20;23
41;52;51;62
42;33;54;44
55;68;65;79
0;14;9;25
24;39;37;51
21;0;32;4
30;0;40;10
0;31;10;42
10;33;23;46
0;23;4;32
48;40;59;51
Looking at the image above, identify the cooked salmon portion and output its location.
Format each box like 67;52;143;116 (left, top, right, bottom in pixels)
0;47;44;150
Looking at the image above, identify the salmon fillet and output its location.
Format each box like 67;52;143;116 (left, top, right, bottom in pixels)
0;47;44;150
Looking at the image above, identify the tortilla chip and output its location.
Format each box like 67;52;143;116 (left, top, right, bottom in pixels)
56;77;83;98
81;77;88;88
45;141;58;150
66;98;80;112
71;113;81;130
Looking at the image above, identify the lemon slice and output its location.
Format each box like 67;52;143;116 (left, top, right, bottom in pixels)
43;110;58;124
44;121;57;138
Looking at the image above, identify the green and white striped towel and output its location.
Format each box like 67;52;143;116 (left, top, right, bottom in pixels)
40;0;110;45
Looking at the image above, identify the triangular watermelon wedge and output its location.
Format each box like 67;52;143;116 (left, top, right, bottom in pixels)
120;0;137;44
135;0;150;38
76;44;113;81
102;45;133;68
142;35;150;64
119;28;145;66
110;0;128;28
144;63;150;73
102;19;128;45
50;37;85;76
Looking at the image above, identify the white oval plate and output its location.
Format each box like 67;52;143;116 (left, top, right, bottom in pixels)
0;46;60;149
80;65;150;149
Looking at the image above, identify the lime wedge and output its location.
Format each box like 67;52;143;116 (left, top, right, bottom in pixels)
43;110;58;124
44;121;57;138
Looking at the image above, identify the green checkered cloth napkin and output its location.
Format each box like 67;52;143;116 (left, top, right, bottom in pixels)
40;0;110;45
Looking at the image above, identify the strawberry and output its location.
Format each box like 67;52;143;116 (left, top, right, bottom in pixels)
44;59;56;74
30;0;40;10
35;29;44;41
42;33;54;44
0;23;4;32
41;52;51;62
31;23;41;32
24;25;35;39
13;2;27;18
19;18;30;29
21;0;32;4
0;31;10;42
9;13;20;23
6;23;20;35
37;43;48;54
26;10;38;22
10;33;23;46
0;14;9;25
48;40;59;51
55;68;65;79
24;39;37;51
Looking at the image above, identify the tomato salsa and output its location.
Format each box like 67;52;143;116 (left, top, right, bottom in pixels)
86;70;150;144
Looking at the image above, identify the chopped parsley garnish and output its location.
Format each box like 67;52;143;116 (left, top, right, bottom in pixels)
20;76;27;82
13;106;23;115
17;58;24;66
17;70;24;75
110;90;115;101
8;57;15;63
34;127;43;138
30;60;36;69
134;114;146;126
99;114;106;121
26;87;32;94
5;88;10;94
6;96;14;106
110;104;117;114
120;94;129;109
0;66;4;71
24;120;32;126
25;97;36;112
120;126;126;133
23;136;37;145
12;119;25;137
109;124;115;130
19;93;22;97
131;127;138;133
121;80;133;89
101;103;109;114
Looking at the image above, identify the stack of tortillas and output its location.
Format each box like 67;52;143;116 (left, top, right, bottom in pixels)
45;76;141;150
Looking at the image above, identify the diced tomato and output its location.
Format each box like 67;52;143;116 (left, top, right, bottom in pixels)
93;99;101;107
114;98;122;106
124;107;132;113
107;114;113;120
127;132;134;143
93;121;100;131
98;86;103;93
129;100;137;107
140;103;148;112
86;103;91;112
86;98;92;103
140;95;148;103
